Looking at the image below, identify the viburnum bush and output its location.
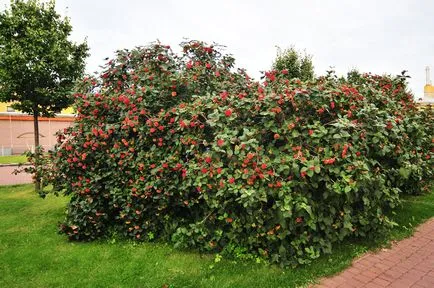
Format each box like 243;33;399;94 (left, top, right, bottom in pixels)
46;40;433;266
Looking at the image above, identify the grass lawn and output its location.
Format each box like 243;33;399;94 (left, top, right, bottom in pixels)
0;155;28;164
0;185;433;288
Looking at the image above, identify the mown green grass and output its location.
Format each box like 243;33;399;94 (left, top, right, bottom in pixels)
0;184;433;288
0;155;28;164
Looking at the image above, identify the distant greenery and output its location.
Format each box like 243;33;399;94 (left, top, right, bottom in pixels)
271;46;314;80
0;155;27;164
0;184;432;288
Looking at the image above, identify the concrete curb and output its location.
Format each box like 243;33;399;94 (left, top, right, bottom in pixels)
0;163;31;167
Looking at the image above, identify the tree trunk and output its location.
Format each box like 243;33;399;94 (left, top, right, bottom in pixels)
33;107;41;192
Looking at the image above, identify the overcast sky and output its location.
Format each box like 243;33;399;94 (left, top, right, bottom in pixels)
1;0;433;98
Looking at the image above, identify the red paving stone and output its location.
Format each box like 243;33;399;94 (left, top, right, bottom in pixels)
312;218;434;288
0;165;32;185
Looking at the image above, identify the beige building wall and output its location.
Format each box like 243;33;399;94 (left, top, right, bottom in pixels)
0;113;74;155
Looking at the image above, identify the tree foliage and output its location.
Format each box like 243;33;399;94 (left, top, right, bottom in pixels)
271;46;314;81
0;0;89;116
0;0;89;190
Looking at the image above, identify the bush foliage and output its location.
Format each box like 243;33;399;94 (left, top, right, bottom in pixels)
46;41;433;265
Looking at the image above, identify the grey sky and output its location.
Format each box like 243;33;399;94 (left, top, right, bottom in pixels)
2;0;433;97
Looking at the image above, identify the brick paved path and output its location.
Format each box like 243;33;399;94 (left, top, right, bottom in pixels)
0;165;32;185
313;218;434;288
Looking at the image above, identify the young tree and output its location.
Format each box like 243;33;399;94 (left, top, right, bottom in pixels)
0;0;89;190
272;46;314;81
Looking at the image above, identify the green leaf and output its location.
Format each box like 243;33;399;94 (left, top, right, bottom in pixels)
399;167;411;179
297;203;313;218
292;130;300;137
227;148;233;157
307;170;314;177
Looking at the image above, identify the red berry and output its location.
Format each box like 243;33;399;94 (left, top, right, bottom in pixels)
220;91;228;100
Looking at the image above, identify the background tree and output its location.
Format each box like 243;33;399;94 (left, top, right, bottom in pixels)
0;0;89;190
271;46;314;80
